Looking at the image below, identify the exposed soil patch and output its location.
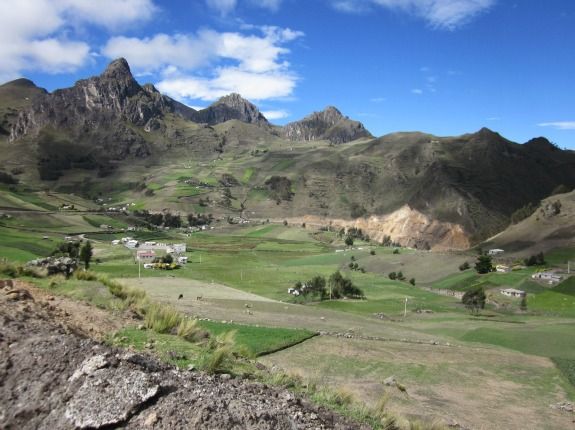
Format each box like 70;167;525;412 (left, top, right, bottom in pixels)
0;282;368;429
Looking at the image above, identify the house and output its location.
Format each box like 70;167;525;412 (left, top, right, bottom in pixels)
496;264;511;273
488;249;504;256
177;256;188;264
136;250;156;262
111;239;120;246
531;272;563;284
143;263;154;269
287;288;300;296
127;226;136;231
125;239;139;249
501;288;526;298
171;243;187;254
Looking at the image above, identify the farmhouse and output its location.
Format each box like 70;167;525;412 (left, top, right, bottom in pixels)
488;249;504;256
501;288;526;298
111;239;120;245
167;243;187;254
177;256;188;264
136;250;156;262
496;264;511;273
125;239;139;249
531;271;563;284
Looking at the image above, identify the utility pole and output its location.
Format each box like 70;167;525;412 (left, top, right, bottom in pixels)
404;297;408;318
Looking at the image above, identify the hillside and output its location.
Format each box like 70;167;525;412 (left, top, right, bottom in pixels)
1;58;575;249
482;189;575;256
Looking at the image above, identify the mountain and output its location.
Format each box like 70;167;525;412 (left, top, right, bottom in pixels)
194;93;269;127
1;58;575;249
0;78;47;136
282;106;372;144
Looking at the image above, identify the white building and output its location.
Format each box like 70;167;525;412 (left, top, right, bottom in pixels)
488;249;504;256
496;264;511;273
125;239;139;249
111;239;120;246
168;243;187;254
177;256;188;264
136;250;156;262
501;288;526;298
531;272;562;284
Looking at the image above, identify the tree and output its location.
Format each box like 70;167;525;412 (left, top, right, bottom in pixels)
462;287;486;314
520;294;528;311
370;250;376;256
393;248;400;254
388;272;397;280
397;271;405;281
409;278;416;286
79;241;93;270
475;254;493;274
345;236;354;247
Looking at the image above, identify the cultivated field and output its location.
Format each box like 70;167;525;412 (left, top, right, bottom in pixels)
1;190;574;429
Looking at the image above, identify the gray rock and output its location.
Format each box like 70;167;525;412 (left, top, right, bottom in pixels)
64;368;159;428
383;376;397;386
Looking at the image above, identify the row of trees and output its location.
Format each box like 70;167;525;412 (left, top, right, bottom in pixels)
134;210;213;228
294;271;364;300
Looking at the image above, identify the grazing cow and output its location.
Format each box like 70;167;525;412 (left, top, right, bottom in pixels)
178;294;183;300
196;295;202;301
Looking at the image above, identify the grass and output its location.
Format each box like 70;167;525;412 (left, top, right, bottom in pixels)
552;357;575;388
197;320;316;356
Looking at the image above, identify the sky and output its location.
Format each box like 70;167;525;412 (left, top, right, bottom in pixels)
1;0;574;149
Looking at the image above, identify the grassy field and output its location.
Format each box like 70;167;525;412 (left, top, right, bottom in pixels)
2;188;575;429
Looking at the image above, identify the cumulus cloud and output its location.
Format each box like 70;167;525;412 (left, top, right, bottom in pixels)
411;88;423;94
207;0;283;14
261;109;289;119
206;0;237;15
103;26;303;102
538;121;575;130
0;0;156;80
331;0;495;30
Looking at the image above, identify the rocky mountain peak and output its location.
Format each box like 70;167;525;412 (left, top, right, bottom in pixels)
101;57;133;80
282;106;372;144
1;78;40;89
195;93;269;126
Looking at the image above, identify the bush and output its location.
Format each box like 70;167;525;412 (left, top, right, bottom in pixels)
459;261;470;271
176;319;201;341
388;272;397;280
370;250;376;256
409;278;416;286
462;287;486;314
144;303;182;334
75;270;99;281
393;249;400;254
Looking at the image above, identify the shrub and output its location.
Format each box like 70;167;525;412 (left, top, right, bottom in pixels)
176;319;201;341
459;261;470;271
393;249;400;254
75;270;99;281
370;250;376;256
144;303;182;334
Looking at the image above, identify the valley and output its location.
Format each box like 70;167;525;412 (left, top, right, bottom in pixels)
1;185;574;429
1;58;575;429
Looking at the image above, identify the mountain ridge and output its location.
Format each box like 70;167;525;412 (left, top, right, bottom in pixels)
1;58;574;249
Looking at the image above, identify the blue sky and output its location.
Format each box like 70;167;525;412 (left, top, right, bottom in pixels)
1;0;574;148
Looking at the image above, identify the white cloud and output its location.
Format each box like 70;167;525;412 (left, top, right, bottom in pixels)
332;0;495;30
252;0;283;11
157;67;297;101
0;0;156;80
104;26;303;102
207;0;283;14
262;109;289;119
411;88;423;94
370;97;386;102
206;0;237;15
538;121;575;130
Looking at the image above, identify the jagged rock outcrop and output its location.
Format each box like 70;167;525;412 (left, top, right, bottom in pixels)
195;93;269;126
9;58;197;145
282;106;372;144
